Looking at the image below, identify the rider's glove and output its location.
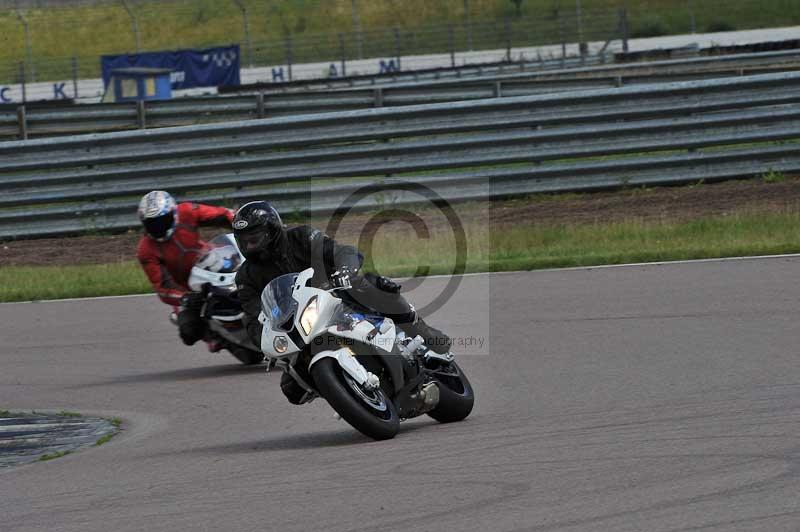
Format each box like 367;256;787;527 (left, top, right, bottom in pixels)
375;275;402;293
180;291;206;312
330;265;359;289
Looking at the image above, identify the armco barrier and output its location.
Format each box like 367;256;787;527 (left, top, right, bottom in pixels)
1;71;799;240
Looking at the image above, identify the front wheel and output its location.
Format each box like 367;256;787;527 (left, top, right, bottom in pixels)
427;361;474;423
310;358;399;441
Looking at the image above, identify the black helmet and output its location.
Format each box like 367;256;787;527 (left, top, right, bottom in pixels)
232;201;286;262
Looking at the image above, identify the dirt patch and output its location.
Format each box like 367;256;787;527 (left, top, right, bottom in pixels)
2;177;799;267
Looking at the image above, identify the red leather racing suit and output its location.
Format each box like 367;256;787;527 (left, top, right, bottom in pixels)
137;202;234;307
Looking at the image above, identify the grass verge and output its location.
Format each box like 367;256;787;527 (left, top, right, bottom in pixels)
0;261;150;303
38;450;70;461
95;434;114;446
95;417;122;446
2;208;799;302
365;207;800;277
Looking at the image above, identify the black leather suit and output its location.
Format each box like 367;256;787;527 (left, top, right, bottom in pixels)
236;225;417;348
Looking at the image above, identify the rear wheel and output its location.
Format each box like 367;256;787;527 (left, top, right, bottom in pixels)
311;358;399;440
427;361;474;423
229;346;264;365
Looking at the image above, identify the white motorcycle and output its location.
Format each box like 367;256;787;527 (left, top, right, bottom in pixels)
185;233;264;365
259;268;474;440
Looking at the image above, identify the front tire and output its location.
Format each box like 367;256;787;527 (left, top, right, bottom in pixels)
427;362;474;423
311;358;399;440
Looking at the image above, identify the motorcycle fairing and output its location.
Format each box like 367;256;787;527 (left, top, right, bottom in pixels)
325;317;396;353
188;234;244;291
309;347;376;387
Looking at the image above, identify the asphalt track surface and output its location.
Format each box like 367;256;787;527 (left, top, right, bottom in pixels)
2;256;799;532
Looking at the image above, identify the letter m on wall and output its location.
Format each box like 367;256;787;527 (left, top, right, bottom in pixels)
379;59;399;74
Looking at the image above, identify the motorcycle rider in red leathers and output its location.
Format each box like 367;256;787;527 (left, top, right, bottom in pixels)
136;190;234;347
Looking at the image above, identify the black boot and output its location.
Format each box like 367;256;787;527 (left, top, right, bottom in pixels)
280;371;312;405
403;317;451;354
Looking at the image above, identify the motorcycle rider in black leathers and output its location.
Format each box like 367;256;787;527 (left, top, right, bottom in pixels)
233;201;451;404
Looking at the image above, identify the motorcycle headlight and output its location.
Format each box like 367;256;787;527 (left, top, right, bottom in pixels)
273;336;289;354
300;296;319;335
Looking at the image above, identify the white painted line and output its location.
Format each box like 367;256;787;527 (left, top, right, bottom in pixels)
0;292;155;306
419;252;800;279
3;253;799;305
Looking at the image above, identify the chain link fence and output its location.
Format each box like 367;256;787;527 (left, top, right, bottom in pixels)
0;0;797;97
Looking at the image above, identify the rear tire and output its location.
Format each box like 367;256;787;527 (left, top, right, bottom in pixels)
427;362;474;423
229;346;264;365
311;358;399;441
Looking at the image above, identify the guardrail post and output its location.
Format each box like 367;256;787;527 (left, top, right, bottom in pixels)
448;24;455;68
16;105;28;140
14;5;35;82
618;8;629;53
493;81;502;98
373;87;383;108
393;27;402;71
256;91;265;118
71;56;79;99
233;0;253;68
504;16;512;62
338;33;347;77
576;0;586;59
18;62;27;103
557;8;566;68
463;0;473;50
120;0;141;53
136;100;147;129
351;0;364;59
285;36;293;82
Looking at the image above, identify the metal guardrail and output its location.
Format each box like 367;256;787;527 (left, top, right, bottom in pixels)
234;47;800;92
2;49;800;140
1;71;799;240
239;54;611;93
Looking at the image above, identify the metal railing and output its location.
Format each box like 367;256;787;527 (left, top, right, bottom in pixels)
232;46;800;93
1;71;799;240
3;49;800;141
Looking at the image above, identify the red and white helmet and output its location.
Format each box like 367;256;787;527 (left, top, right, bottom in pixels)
138;190;177;241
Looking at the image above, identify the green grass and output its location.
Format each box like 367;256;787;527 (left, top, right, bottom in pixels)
2;208;798;302
2;0;800;81
38;450;70;461
0;410;9;416
366;209;800;277
96;417;122;445
57;410;82;418
762;170;788;184
95;434;114;446
0;261;149;302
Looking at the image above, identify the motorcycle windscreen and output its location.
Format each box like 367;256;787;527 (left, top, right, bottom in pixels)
260;273;299;331
195;234;244;274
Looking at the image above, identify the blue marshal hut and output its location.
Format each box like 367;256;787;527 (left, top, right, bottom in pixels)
102;67;173;103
